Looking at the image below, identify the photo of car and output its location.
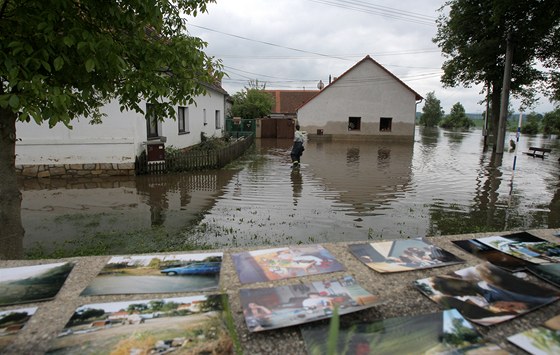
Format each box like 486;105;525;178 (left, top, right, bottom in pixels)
160;262;221;275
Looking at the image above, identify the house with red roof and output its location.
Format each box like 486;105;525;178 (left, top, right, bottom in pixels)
296;55;422;141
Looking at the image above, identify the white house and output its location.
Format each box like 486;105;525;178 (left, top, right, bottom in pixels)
15;83;229;178
296;55;423;141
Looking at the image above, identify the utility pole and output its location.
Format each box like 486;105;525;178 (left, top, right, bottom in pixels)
496;33;514;154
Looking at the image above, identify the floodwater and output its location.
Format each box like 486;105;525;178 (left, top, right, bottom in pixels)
14;127;560;259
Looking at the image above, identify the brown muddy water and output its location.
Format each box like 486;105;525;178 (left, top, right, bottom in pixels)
13;127;560;259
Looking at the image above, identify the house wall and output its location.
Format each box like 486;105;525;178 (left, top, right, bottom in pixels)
15;87;227;178
297;60;418;141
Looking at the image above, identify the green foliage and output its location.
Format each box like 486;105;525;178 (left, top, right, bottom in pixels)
543;108;560;135
521;112;541;134
230;86;275;119
0;0;223;126
440;102;474;129
434;0;560;111
419;92;444;127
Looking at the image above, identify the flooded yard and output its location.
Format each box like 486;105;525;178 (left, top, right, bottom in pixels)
16;127;560;259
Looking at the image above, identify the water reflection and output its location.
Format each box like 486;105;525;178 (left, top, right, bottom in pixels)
13;128;560;258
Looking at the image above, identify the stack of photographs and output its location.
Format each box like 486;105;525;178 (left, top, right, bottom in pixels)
413;263;560;326
47;295;232;354
508;314;560;355
301;309;508;355
348;238;464;273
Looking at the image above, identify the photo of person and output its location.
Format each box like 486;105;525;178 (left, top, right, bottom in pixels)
239;275;381;332
414;263;560;326
349;238;464;273
476;232;560;264
452;239;530;272
232;245;345;284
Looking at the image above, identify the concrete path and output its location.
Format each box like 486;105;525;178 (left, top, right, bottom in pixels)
2;229;560;354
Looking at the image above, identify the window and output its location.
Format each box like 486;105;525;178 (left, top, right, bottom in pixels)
380;117;392;132
348;117;361;131
203;108;207;125
215;110;221;129
146;103;160;138
178;106;189;134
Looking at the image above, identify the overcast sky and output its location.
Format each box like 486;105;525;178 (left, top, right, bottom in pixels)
185;0;556;114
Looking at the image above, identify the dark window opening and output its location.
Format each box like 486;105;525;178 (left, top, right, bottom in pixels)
348;117;361;131
380;117;392;132
146;103;159;138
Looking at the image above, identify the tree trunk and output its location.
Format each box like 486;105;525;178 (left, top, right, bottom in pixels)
0;107;24;259
490;82;502;152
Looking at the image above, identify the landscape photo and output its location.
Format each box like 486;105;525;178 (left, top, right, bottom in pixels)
47;295;232;354
527;263;560;288
0;262;74;306
413;262;560;326
476;232;560;264
508;314;560;355
232;245;345;284
80;253;222;296
239;275;382;332
301;309;508;355
348;238;464;273
452;239;530;272
0;307;38;352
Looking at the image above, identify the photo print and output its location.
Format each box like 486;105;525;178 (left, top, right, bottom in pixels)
476;232;560;264
80;253;222;296
452;239;530;272
47;295;232;354
414;263;560;326
348;238;464;273
239;275;381;332
0;307;38;352
527;263;560;288
0;262;74;306
301;309;508;355
232;245;345;284
508;314;560;355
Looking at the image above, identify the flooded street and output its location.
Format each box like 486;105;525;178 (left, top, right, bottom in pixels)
16;127;560;259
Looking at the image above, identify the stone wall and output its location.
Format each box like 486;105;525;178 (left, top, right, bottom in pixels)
15;163;136;178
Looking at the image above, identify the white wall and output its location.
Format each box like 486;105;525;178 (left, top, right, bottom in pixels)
16;87;227;165
297;59;418;137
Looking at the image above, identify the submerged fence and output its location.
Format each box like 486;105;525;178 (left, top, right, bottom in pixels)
136;134;254;175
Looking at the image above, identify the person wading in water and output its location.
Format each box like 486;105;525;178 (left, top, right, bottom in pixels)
290;124;305;168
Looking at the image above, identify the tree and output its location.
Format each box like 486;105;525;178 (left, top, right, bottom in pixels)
419;92;444;127
230;85;275;120
521;112;541;134
0;0;223;258
434;0;560;147
543;108;560;135
440;102;474;129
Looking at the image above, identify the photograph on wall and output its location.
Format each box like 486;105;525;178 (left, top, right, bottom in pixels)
80;253;222;296
0;307;38;352
239;275;381;332
508;314;560;355
476;232;560;264
0;262;74;306
47;294;232;354
452;239;530;272
232;245;345;284
527;263;560;288
413;262;560;326
348;238;464;273
301;309;508;355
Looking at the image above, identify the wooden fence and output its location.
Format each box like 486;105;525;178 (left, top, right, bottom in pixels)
135;135;254;175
